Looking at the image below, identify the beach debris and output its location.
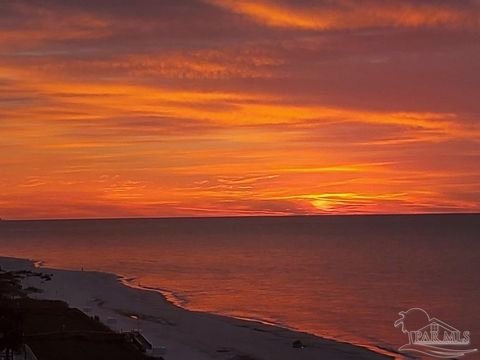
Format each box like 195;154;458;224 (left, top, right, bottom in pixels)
292;339;305;349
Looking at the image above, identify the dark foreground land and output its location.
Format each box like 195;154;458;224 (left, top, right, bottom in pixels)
0;268;150;360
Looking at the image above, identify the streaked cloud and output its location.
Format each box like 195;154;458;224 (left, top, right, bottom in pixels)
0;0;479;218
208;0;480;31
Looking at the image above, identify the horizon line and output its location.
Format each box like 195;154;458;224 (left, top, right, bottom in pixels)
2;212;479;222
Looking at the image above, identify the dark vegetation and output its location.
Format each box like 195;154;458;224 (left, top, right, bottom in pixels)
0;267;151;360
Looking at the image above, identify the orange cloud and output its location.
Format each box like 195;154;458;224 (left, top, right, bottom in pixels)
0;3;112;49
1;1;479;219
208;0;480;30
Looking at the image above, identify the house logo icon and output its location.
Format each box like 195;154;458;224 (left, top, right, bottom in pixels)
394;308;477;358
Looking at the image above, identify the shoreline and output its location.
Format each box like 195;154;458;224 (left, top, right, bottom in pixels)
121;279;400;359
0;255;398;360
120;278;288;329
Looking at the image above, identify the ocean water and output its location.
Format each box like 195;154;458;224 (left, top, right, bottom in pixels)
1;214;479;357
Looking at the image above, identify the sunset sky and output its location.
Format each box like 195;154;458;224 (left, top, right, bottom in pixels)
1;0;479;219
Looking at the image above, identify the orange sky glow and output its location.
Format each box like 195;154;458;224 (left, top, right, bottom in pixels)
1;0;480;219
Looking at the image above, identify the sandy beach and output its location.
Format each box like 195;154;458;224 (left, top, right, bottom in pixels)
0;256;395;360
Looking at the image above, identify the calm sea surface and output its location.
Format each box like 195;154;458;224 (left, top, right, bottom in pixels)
1;214;479;356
